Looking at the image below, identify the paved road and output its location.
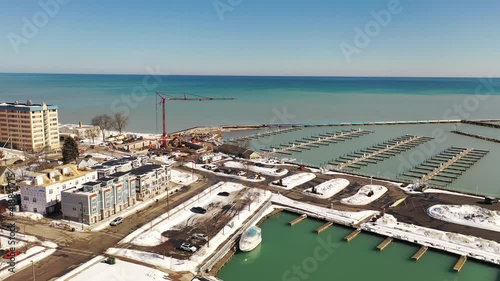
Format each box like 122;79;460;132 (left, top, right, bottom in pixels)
6;172;218;281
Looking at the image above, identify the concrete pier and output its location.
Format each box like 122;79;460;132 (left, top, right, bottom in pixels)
344;228;362;242
452;130;500;143
453;256;467;272
412;246;428;261
289;214;307;226
315;222;333;234
377;237;394;251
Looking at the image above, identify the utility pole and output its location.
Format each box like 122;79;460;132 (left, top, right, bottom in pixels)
31;260;35;281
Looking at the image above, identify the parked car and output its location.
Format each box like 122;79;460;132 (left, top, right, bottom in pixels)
191;207;207;214
179;242;197;252
110;217;124;226
192;233;209;241
217;191;230;197
4;250;21;259
255;163;265;167
237;171;246;176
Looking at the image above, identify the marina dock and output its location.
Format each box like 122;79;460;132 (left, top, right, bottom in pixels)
263;129;372;155
401;146;489;185
452;130;500;143
377;237;394;251
344;228;362;242
453;256;467;272
330;135;433;169
412;246;428;261
227;127;299;143
315;221;333;234
461;119;500;129
289;214;307;226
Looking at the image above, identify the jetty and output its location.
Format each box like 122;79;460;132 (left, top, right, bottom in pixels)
453;256;467;272
461;119;500;129
452;130;500;143
344;228;362;242
315;222;333;234
227;127;300;143
377;237;394;251
412;246;428;261
401;146;489;185
264;129;372;155
330;135;433;169
289;214;307;226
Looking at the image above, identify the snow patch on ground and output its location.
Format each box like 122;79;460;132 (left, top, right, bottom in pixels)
0;231;40;243
106;248;197;272
269;172;316;190
424;188;484;199
0;246;56;280
12;211;44;221
170;169;198;185
362;214;500;265
0;235;26;248
42;240;58;249
341;185;387;206
223;161;288;177
184;162;266;182
303;178;350;199
428;205;500;233
57;256;171;281
271;194;378;225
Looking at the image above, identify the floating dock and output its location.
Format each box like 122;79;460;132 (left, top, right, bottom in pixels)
452;130;500;143
265;129;372;155
377;237;394;251
453;256;467;272
315;222;333;234
228;127;300;143
331;135;433;170
412;246;428;261
401;146;489;185
344;228;362;242
289;214;307;226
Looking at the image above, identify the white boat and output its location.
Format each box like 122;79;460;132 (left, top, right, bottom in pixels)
239;226;262;252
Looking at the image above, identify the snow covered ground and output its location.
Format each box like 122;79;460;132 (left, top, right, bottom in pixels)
0;235;26;249
0;246;57;280
184;162;266;182
11;211;44;221
271;194;378;226
428;205;500;233
55;256;170;281
303;178;350;199
170;169;198;185
340;185;388;206
424;188;483;199
223;161;288;177
269;172;316;190
362;214;500;265
111;185;272;273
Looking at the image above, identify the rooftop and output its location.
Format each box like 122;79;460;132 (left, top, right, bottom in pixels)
0;100;58;111
24;165;95;187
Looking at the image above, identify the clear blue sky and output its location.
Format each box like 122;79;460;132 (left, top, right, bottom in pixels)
0;0;499;77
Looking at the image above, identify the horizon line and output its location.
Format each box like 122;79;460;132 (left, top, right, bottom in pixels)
0;72;497;79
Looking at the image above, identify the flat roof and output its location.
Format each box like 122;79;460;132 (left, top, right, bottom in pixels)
0;101;58;111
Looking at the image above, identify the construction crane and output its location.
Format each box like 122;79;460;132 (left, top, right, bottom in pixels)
156;92;236;147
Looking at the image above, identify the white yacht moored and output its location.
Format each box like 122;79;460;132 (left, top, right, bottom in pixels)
239;226;262;252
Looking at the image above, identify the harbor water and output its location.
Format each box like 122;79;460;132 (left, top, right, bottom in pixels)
218;212;500;281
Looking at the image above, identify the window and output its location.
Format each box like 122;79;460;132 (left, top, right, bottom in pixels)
73;207;76;211
23;196;29;201
49;189;53;194
32;198;37;203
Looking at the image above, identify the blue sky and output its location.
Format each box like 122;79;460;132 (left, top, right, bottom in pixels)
0;0;499;77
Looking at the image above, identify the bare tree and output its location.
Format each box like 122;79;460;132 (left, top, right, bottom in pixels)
0;150;5;166
85;127;100;144
91;114;115;141
113;112;129;135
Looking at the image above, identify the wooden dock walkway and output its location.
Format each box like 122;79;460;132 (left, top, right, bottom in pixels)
412;246;428;261
344;228;362;242
289;214;307;226
453;256;467;272
270;129;370;155
315;222;333;234
377;237;394;251
422;148;471;181
452;130;500;143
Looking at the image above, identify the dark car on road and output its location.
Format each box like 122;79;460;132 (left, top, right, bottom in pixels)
217;191;230;196
191;207;207;214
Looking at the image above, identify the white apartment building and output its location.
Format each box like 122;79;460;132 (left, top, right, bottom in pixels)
0;100;60;152
20;164;97;214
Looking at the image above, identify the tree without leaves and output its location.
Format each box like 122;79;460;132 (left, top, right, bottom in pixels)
85;127;100;144
91;114;115;141
113;112;129;135
0;150;4;165
62;137;79;164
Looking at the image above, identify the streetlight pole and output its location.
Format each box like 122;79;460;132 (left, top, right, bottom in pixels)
79;202;84;231
31;260;35;281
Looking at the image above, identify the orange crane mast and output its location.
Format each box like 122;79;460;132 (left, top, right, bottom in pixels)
156;92;236;147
